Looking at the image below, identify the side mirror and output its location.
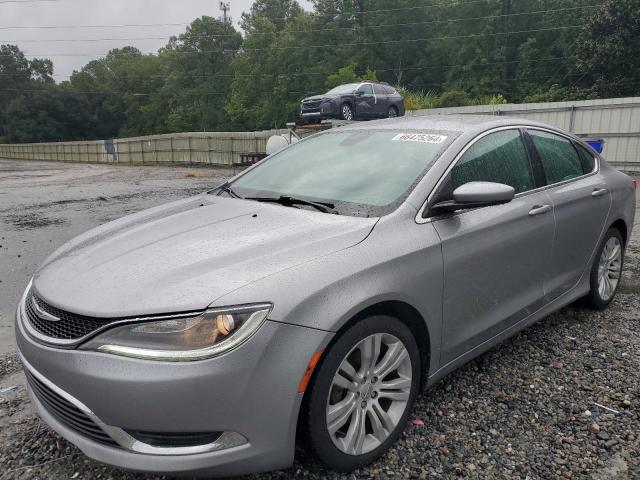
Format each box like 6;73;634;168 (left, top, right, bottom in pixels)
429;181;515;216
355;91;364;96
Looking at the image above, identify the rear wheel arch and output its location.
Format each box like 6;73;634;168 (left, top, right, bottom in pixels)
610;219;628;246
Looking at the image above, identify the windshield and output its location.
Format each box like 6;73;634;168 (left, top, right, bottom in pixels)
326;83;359;95
230;130;452;217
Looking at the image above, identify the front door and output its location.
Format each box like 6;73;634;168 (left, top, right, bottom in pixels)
429;129;556;365
354;84;376;118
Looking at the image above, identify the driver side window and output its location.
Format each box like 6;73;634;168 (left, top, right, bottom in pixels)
357;84;373;95
449;129;535;195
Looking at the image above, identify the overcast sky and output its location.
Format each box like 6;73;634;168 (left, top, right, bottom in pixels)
0;0;311;80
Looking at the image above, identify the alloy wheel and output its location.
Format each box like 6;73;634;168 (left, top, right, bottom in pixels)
342;105;353;121
388;108;398;118
598;236;622;301
326;333;412;456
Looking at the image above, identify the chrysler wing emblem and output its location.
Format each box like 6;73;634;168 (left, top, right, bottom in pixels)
32;297;61;322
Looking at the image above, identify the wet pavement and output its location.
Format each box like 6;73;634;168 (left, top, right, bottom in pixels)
0;159;233;355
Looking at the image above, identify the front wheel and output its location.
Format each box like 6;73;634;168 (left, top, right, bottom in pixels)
341;103;354;121
305;315;420;472
584;227;624;310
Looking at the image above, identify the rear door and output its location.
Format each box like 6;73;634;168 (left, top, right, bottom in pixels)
430;128;555;365
354;84;376;118
526;129;611;300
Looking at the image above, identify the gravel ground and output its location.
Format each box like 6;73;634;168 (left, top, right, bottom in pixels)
0;163;638;480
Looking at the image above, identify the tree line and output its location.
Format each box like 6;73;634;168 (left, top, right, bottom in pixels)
0;0;638;143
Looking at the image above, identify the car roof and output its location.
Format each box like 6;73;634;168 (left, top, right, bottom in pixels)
334;114;565;136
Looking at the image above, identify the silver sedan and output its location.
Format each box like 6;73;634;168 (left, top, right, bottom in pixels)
16;115;636;476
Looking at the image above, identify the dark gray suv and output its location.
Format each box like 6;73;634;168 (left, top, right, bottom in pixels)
300;82;405;122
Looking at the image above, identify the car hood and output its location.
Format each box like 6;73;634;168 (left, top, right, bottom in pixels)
302;94;344;102
32;195;378;318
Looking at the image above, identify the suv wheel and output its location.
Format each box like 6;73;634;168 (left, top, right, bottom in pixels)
305;315;420;471
387;106;398;118
341;104;354;121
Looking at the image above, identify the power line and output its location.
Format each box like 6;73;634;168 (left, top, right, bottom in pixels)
224;26;583;53
0;56;574;87
0;25;583;59
0;55;574;79
0;5;598;43
0;0;592;29
0;22;193;31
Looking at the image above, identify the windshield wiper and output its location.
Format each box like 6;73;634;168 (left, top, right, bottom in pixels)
245;195;337;214
217;183;243;199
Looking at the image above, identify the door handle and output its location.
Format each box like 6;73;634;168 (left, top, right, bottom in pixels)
592;188;608;198
529;205;552;216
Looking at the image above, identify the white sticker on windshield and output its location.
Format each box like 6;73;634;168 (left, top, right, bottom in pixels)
392;133;448;144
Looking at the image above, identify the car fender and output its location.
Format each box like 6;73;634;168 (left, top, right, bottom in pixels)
211;213;444;376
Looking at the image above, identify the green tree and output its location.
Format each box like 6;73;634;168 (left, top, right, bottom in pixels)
66;47;163;139
156;16;242;133
571;0;640;98
0;45;54;141
325;62;377;88
240;0;303;30
228;9;321;129
4;85;94;143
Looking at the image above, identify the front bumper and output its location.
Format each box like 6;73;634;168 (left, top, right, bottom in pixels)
16;304;331;477
299;102;338;122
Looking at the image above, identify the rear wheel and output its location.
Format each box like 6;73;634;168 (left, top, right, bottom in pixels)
584;228;624;310
305;315;420;472
341;103;354;121
387;106;398;118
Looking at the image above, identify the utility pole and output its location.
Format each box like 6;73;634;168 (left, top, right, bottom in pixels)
219;2;231;24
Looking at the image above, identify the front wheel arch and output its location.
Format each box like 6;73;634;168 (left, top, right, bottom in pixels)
302;314;421;470
340;102;354;120
296;300;431;449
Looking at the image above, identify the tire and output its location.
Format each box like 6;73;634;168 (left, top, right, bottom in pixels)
387;106;398;118
583;227;624;310
341;103;354;121
305;315;420;472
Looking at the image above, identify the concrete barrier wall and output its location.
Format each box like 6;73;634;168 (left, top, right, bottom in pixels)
0;130;286;166
3;96;640;171
408;97;640;172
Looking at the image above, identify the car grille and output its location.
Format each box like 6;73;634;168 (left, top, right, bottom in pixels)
26;370;120;448
302;100;322;110
25;291;113;341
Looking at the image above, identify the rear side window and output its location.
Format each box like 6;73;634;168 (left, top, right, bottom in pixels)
528;130;584;184
373;84;386;95
451;129;535;194
574;143;597;173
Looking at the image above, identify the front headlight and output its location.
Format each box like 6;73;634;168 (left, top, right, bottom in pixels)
80;304;272;361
